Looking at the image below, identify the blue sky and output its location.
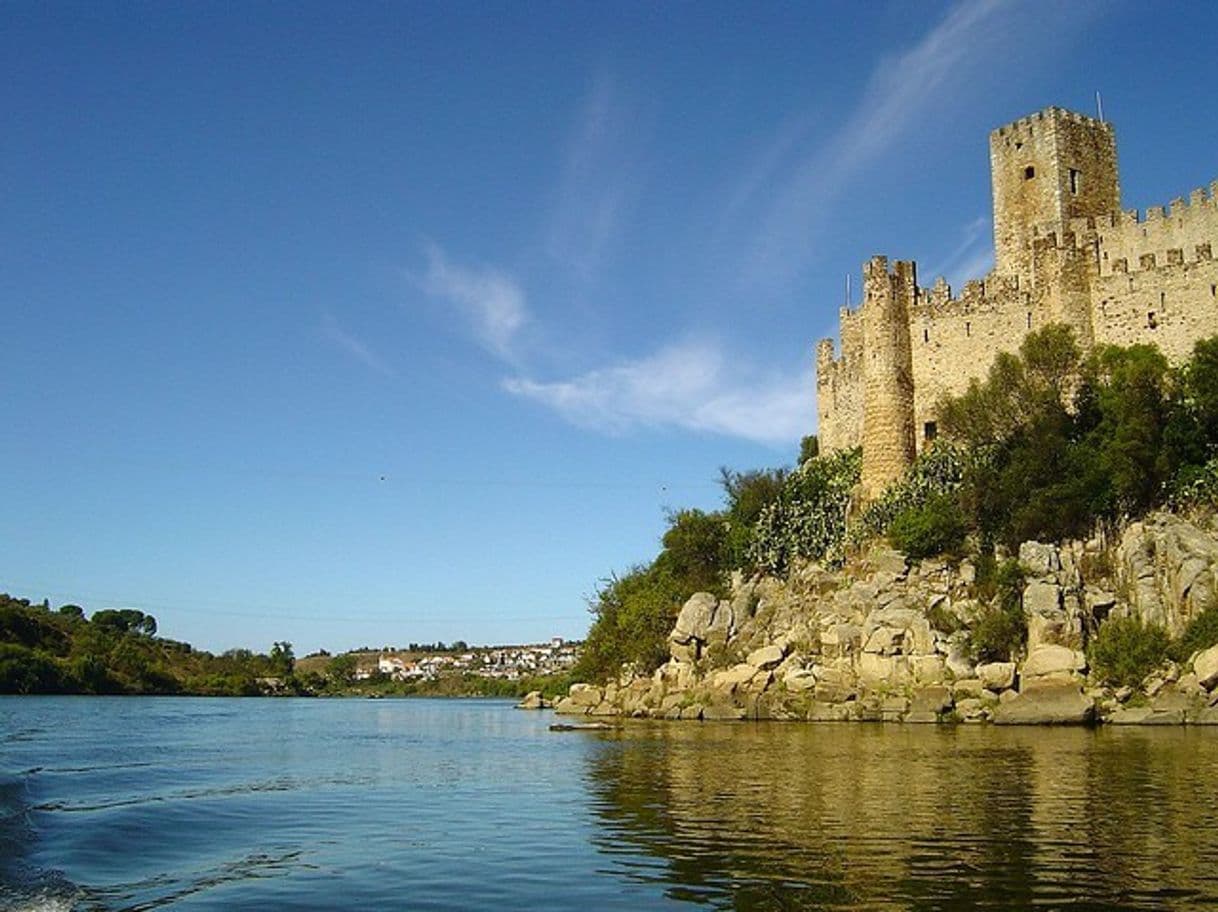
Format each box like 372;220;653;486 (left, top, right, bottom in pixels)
3;1;1217;654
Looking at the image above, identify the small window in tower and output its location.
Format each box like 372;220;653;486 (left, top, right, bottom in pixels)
1069;169;1081;194
1026;312;1032;329
1211;284;1216;297
923;328;929;343
966;321;971;337
924;421;938;442
1147;311;1158;329
1024;166;1036;180
1161;292;1166;308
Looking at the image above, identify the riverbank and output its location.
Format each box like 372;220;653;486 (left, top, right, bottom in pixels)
551;510;1218;725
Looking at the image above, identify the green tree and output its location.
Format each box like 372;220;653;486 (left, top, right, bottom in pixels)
719;467;787;568
326;653;358;685
888;493;967;559
269;641;295;677
656;508;728;596
92;608;157;636
1085;343;1173;513
576;564;683;681
799;434;819;464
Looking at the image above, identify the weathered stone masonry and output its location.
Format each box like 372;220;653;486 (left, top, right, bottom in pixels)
816;106;1218;498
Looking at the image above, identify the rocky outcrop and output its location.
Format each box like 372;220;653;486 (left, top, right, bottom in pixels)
516;691;550;710
1116;514;1218;634
563;511;1218;726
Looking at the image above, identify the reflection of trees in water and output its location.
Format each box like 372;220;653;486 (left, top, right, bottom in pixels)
582;724;1218;910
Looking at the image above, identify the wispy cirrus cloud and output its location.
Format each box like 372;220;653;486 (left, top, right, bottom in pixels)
734;0;1086;289
321;314;396;376
416;243;529;359
924;216;994;290
545;72;646;279
503;341;812;446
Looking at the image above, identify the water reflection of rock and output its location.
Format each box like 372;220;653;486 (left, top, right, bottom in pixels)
582;724;1218;910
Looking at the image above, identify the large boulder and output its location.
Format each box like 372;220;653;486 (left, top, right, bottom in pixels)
746;644;785;669
1023;580;1062;614
516;691;545;710
1022;645;1086;678
1019;541;1061;576
567;683;604;706
945;643;975;680
710;663;759;692
1194;644;1218;690
909;685;952;717
977;662;1016;692
671;592;719;645
702;703;747;721
857;653;910;686
910;654;946;684
992;684;1095;725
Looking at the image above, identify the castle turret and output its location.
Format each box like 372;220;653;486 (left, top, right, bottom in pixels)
990;107;1120;280
860;257;916;499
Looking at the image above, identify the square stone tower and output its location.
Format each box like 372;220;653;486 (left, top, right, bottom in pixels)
990;107;1120;279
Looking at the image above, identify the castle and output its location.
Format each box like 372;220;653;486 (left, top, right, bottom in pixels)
815;105;1218;498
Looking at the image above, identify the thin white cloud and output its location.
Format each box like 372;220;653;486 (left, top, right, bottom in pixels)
736;0;1081;288
503;341;812;446
417;243;528;359
924;216;993;290
946;248;995;293
321;316;396;376
545;72;645;278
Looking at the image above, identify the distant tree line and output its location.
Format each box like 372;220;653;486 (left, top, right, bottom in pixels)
0;594;304;696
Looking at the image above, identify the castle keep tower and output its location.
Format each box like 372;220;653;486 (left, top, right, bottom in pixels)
814;105;1218;502
990;107;1120;279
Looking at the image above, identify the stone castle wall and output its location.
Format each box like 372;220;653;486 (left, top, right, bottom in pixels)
816;107;1218;475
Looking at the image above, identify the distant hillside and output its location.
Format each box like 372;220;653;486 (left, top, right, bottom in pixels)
0;593;577;699
0;594;299;695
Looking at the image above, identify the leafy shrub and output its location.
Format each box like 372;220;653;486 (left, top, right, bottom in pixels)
887;493;967;559
1169;600;1218;663
965;558;1026;663
748;448;861;574
720;468;787;569
657;508;728;596
799;434;820;464
926;601;962;635
1089;616;1171;688
575;564;682;682
1170;457;1218;509
855;443;970;539
967;604;1025;664
0;644;69;694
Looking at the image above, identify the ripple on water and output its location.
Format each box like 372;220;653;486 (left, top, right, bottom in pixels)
5;699;1218;910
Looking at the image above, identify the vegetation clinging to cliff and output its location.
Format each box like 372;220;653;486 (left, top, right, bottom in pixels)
575;329;1218;684
939;328;1218;547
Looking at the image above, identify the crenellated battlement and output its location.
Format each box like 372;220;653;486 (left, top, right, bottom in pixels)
815;105;1218;495
992;105;1113;141
1093;181;1218;278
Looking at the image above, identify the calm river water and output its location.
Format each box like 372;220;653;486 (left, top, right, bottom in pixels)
3;697;1218;910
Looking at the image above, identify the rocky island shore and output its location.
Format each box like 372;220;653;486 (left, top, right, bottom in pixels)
550;511;1218;726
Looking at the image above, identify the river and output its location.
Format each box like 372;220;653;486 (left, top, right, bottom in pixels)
2;696;1217;910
